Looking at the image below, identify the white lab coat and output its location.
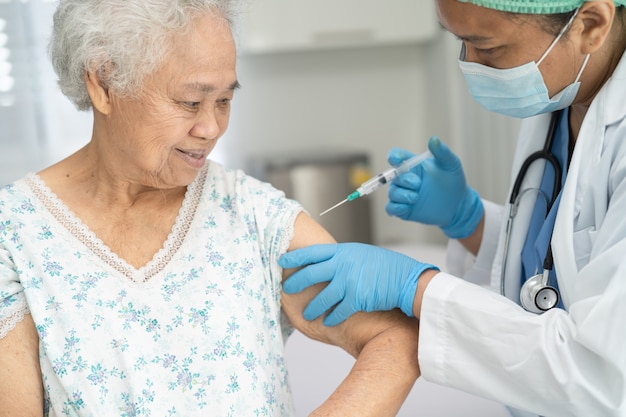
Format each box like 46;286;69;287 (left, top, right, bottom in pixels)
418;50;626;417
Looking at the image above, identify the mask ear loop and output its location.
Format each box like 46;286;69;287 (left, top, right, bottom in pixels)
573;54;591;83
537;7;581;66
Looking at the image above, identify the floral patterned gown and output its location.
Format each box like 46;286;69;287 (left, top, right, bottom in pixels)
0;161;302;417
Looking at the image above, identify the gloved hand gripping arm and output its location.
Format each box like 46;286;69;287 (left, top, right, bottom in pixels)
280;243;439;326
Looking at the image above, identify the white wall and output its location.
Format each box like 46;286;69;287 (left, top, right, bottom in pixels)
221;43;440;244
219;30;520;246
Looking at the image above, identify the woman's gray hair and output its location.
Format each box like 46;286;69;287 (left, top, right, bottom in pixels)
49;0;242;111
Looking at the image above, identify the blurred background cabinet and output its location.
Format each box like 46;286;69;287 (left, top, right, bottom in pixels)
249;151;373;243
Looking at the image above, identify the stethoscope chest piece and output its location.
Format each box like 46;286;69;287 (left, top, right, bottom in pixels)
520;269;559;314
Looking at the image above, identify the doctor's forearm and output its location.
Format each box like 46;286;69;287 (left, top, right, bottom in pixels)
412;213;485;321
412;269;439;320
457;214;485;256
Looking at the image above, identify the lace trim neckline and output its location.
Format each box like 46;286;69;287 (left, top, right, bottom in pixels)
23;166;207;283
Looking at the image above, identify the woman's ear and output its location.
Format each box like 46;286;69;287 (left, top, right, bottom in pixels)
84;70;112;115
576;0;615;54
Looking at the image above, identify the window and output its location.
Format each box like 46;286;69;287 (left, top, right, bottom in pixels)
0;0;91;186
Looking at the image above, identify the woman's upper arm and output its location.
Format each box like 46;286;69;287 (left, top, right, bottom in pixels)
281;212;414;356
0;243;43;415
0;314;44;416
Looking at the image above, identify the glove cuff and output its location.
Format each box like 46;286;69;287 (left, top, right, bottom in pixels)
441;188;484;239
399;263;439;317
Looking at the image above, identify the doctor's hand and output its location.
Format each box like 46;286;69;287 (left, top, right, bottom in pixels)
279;243;439;326
386;136;484;239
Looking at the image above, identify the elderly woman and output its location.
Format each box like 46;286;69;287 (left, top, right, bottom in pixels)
0;1;419;416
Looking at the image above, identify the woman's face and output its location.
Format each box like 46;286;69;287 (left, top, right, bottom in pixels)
103;13;239;189
436;0;585;98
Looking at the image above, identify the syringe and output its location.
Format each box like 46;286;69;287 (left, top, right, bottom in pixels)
320;150;433;216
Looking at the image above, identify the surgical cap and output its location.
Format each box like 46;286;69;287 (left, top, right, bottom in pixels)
458;0;626;14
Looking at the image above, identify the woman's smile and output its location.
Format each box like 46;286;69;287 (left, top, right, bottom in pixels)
175;147;209;168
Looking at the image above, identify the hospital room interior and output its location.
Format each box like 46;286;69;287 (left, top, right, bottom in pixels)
1;1;522;415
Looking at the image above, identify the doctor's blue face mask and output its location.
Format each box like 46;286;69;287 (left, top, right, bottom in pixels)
458;8;590;119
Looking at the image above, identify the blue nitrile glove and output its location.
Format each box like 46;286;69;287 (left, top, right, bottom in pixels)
386;136;484;239
279;243;439;326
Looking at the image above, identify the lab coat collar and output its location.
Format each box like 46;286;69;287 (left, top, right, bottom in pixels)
603;51;626;126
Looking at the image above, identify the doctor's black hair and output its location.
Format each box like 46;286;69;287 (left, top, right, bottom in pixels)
504;10;576;37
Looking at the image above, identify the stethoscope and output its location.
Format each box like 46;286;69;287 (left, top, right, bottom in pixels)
500;111;563;314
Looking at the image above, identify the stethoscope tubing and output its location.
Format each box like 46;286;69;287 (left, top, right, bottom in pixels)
500;111;562;299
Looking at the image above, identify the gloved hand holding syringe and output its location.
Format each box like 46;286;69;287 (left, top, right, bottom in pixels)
320;150;433;216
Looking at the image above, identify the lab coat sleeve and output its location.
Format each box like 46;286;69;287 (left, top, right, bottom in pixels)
418;274;560;410
419;149;626;416
445;199;502;287
419;253;626;417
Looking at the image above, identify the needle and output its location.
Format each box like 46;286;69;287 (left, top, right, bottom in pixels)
320;198;348;216
319;149;433;217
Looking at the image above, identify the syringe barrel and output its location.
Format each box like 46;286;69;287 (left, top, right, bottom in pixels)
395;150;433;175
356;173;388;197
354;150;433;198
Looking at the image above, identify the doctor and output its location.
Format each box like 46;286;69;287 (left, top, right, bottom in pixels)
279;0;626;416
